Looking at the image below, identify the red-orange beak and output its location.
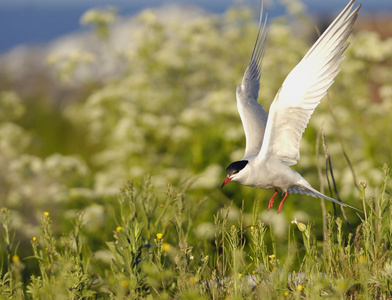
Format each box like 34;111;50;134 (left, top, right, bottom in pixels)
221;177;232;188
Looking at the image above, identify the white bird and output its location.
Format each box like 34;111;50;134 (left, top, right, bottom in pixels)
221;0;361;213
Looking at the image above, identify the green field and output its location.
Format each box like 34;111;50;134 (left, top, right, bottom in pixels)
1;3;392;299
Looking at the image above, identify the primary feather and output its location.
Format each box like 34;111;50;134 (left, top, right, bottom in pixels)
236;2;268;160
258;0;361;166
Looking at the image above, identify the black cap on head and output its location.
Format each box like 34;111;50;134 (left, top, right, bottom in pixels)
225;160;248;176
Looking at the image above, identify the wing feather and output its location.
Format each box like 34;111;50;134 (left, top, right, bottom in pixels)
258;0;360;166
236;1;269;160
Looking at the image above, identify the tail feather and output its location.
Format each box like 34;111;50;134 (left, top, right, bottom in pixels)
288;185;361;213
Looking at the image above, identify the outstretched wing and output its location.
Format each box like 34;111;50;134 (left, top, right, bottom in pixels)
236;1;268;160
258;0;360;166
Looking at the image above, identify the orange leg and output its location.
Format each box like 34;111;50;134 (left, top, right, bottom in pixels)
278;191;289;213
268;189;279;211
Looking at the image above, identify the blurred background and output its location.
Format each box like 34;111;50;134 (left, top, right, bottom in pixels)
0;0;391;275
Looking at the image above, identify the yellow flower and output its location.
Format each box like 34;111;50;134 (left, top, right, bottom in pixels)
32;236;37;242
250;226;254;231
44;212;49;217
116;226;122;232
284;291;289;297
120;280;128;288
237;273;242;278
297;284;303;291
162;243;171;252
156;233;163;240
12;255;20;263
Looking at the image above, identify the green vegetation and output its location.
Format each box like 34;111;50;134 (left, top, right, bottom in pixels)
1;2;392;299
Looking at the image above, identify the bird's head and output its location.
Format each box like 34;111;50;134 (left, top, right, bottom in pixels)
221;160;249;188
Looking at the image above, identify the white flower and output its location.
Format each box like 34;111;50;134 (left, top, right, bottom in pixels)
192;164;223;189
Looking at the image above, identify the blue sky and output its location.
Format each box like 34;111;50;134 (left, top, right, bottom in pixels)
0;0;390;52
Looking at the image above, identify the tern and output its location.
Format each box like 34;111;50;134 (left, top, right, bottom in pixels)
221;0;361;213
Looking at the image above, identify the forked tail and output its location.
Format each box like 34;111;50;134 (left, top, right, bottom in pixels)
288;185;361;212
